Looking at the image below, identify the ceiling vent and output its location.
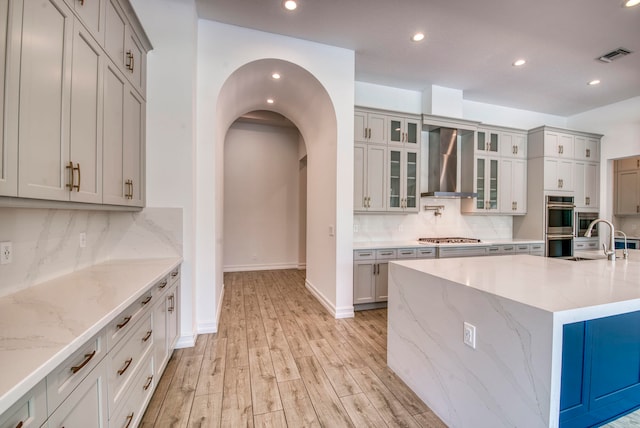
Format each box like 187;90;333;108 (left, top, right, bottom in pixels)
597;48;632;63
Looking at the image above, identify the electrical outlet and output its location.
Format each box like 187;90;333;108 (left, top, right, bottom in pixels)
0;241;13;265
329;225;335;236
79;232;87;248
463;322;476;349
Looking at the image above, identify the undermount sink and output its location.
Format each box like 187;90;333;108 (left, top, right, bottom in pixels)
565;256;601;261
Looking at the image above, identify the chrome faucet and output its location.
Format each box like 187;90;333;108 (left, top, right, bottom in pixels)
585;219;616;261
615;230;629;260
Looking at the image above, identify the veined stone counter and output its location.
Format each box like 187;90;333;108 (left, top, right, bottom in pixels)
0;257;182;416
387;252;640;428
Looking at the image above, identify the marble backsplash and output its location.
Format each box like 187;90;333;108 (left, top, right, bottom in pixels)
0;207;182;297
615;216;640;238
354;198;513;242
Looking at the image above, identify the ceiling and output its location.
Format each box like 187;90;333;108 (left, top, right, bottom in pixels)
195;0;640;117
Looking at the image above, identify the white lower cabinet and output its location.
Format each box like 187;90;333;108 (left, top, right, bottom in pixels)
0;265;181;428
353;250;395;304
45;358;109;428
0;380;46;428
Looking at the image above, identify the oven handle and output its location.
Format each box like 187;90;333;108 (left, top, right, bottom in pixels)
547;204;576;209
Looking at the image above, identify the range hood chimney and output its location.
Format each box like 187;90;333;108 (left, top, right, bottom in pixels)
421;127;477;198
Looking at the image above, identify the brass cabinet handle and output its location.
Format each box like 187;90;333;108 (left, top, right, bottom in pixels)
124;179;134;199
142;330;152;342
141;296;152;305
168;295;175;312
66;161;74;190
117;316;132;330
16;422;23;428
586;148;591;158
126;51;134;72
124;413;134;428
70;350;96;374
75;163;81;191
171;270;179;277
143;375;153;391
79;0;85;4
158;280;168;289
118;358;133;376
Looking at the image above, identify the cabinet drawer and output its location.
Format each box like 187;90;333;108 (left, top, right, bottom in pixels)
107;289;153;349
354;250;375;261
0;380;46;428
396;248;416;259
108;312;153;414
416;248;436;259
487;246;500;255
153;275;170;298
515;244;530;254
169;265;181;285
500;245;516;254
375;249;397;260
109;352;154;428
46;329;107;413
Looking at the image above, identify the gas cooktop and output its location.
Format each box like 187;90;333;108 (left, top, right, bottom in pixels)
418;237;482;244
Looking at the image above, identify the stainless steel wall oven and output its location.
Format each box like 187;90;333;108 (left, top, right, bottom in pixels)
546;195;575;258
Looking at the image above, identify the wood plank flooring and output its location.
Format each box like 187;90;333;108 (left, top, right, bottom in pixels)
140;269;446;427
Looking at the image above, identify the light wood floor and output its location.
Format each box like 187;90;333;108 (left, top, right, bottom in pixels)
139;269;446;427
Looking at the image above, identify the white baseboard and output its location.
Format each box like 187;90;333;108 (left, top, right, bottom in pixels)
224;262;298;272
196;283;225;335
305;278;354;319
175;334;196;349
297;263;306;270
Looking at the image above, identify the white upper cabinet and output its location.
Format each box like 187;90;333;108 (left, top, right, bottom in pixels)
18;0;74;201
102;63;126;205
354;143;387;212
70;0;105;41
387;115;420;147
574;136;599;161
0;0;21;197
574;161;599;209
543;131;574;158
354;109;386;145
123;85;145;206
543;158;573;192
476;129;499;154
500;158;527;214
500;131;527;159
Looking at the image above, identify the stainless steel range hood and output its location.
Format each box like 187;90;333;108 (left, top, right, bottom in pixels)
421;127;477;198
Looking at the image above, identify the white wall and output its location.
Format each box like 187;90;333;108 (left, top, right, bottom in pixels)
223;121;301;271
355;82;422;114
463;100;567;130
567;96;640;233
130;0;198;342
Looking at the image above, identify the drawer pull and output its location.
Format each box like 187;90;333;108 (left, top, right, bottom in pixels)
16;421;23;428
142;330;152;342
359;252;372;256
143;375;153;390
171;270;179;277
158;280;168;289
118;358;133;376
124;412;134;428
141;296;152;305
380;252;393;256
168;295;175;313
70;350;96;374
117;316;132;330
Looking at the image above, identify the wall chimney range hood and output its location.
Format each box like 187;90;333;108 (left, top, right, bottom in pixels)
421;126;477;199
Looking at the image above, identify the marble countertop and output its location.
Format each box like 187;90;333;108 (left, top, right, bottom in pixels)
0;257;182;415
354;238;544;250
392;250;640;324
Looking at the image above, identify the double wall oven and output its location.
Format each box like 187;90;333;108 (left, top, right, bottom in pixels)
546;196;575;258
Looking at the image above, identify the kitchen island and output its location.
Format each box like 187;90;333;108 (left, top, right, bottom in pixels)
388;252;640;428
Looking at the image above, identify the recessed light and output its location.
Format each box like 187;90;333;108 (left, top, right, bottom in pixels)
625;0;640;7
283;0;297;11
513;59;526;67
267;98;275;104
272;73;281;80
588;79;601;86
411;32;425;42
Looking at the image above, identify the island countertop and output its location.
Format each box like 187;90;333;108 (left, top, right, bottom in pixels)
393;251;640;324
0;257;182;416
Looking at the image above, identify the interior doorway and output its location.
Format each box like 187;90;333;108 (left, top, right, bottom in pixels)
223;111;307;272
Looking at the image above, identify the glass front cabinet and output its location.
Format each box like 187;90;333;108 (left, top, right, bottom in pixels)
387;148;419;212
474;156;499;211
388;115;420;147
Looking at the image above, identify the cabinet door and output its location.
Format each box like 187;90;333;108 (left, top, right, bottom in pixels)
388;116;404;146
512;159;526;213
404;149;419;211
153;297;168;377
616;171;639;215
584;163;598;208
104;0;126;72
69;22;103;203
618;158;640;172
367;145;386;211
477;130;499;153
354;262;375;304
0;0;20;197
477;156;499;211
123;86;144;206
0;380;46;428
574;162;586;209
585;138;599;161
557;159;573;191
18;0;73;201
388;149;402;211
404;118;420;147
73;0;104;41
46;359;108;428
354;143;366;211
476;157;486;210
367;113;386;145
558;134;574;158
167;284;179;350
499;159;514;213
102;63;126;205
375;262;388;302
488;157;499;210
544;158;573;191
124;27;145;96
354;111;367;143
